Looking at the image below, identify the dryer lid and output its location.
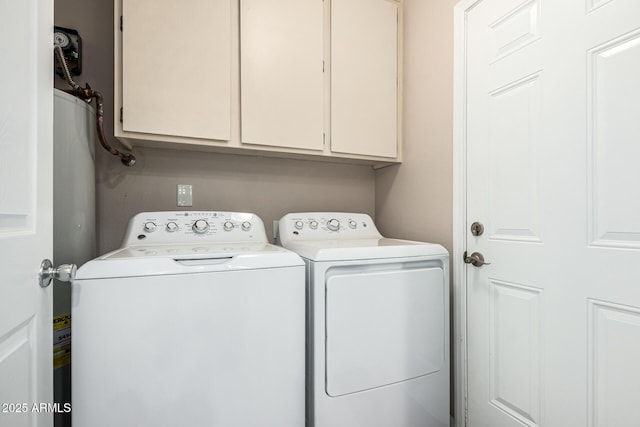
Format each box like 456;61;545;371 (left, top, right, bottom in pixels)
282;238;448;261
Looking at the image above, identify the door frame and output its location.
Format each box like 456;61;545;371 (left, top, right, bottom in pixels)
452;1;483;426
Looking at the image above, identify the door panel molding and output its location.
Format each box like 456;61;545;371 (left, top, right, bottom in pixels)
489;0;541;64
487;71;543;243
489;279;542;427
588;299;640;427
587;29;640;249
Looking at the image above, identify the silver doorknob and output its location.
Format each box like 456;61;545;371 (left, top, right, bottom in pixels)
463;251;491;267
39;259;77;288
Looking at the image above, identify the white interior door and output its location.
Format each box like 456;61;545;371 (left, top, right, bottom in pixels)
0;0;54;426
461;0;640;425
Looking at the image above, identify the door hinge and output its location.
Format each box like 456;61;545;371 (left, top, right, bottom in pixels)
323;132;326;146
120;16;123;32
323;60;325;73
120;107;123;123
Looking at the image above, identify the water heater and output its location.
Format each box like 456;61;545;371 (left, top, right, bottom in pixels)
53;88;96;427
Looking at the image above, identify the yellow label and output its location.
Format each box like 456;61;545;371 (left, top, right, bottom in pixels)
53;313;71;369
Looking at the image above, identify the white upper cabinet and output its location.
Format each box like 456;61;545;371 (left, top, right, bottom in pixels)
240;0;324;151
120;0;231;140
331;0;398;158
115;0;402;166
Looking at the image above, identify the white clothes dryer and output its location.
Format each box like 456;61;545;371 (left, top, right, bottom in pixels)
278;212;450;427
72;211;305;427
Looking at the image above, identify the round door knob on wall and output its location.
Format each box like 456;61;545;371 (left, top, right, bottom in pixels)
39;259;77;288
327;219;340;231
193;219;209;234
223;221;234;231
143;222;157;233
166;222;179;233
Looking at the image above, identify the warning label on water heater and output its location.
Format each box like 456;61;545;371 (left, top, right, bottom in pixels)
53;313;71;369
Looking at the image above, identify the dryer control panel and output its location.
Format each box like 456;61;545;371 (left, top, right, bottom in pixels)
122;211;268;245
278;213;382;245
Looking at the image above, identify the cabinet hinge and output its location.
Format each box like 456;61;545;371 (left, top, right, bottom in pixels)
120;16;123;32
120;107;123;123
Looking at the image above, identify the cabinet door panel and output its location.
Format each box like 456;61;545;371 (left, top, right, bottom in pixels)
240;0;324;150
331;0;398;158
122;0;231;140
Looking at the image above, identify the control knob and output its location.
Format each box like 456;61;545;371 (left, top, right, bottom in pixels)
223;221;235;231
348;220;357;229
241;221;252;231
166;222;179;233
326;218;340;231
294;220;304;230
309;220;318;230
192;219;209;234
143;222;157;233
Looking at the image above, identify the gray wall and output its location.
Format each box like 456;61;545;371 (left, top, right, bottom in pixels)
97;148;375;251
375;0;455;255
55;0;375;254
374;0;456;414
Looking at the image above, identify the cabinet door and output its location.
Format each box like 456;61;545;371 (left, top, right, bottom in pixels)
331;0;398;158
240;0;324;150
121;0;231;140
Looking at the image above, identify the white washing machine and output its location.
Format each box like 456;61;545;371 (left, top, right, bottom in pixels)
278;212;450;427
72;211;305;427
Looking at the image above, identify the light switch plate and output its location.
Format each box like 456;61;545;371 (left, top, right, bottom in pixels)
177;184;192;207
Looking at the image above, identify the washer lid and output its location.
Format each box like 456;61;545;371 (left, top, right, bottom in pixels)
282;238;448;261
75;243;303;280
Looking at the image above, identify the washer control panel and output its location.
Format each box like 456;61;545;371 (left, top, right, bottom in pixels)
122;211;268;245
278;212;381;245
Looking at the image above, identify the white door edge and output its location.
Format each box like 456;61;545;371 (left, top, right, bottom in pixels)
452;1;484;426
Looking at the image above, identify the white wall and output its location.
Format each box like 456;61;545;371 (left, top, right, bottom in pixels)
55;0;375;253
